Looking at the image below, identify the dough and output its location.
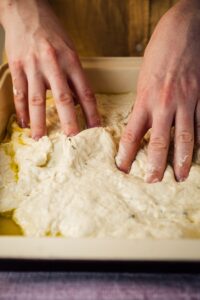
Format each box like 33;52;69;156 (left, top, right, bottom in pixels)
0;93;200;238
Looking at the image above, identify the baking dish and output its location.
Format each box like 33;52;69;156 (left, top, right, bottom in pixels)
0;57;200;266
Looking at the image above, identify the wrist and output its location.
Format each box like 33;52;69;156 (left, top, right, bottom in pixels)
165;0;200;29
176;0;200;13
0;0;48;29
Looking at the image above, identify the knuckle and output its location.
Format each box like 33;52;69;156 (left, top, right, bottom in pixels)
121;129;138;144
149;136;167;150
30;95;44;106
26;53;37;64
136;85;149;102
10;59;23;71
177;131;193;143
67;49;79;65
160;84;173;107
182;75;198;95
14;91;26;103
46;45;57;59
56;92;73;105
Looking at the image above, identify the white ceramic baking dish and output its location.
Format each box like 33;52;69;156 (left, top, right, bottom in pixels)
0;57;200;264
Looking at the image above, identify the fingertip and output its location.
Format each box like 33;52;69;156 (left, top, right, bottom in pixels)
67;130;80;137
115;150;131;174
62;123;80;137
115;157;130;173
32;135;41;141
145;165;162;183
174;168;189;182
87;116;101;129
32;131;46;141
115;153;123;168
145;174;160;184
17;117;29;129
31;124;47;141
176;177;187;183
173;158;191;182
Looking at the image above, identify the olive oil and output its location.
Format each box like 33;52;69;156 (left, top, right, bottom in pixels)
0;212;22;235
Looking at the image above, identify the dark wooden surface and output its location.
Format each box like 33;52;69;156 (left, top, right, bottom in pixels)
49;0;178;56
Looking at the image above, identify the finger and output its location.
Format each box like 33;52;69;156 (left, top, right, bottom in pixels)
68;61;101;128
43;52;79;136
115;105;149;173
26;64;46;140
174;107;194;182
68;79;79;105
195;100;200;146
9;62;29;127
145;112;173;183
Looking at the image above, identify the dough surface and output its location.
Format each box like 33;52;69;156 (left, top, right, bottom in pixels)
0;93;200;238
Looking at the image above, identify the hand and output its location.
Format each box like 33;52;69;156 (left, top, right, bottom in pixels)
116;0;200;183
0;0;100;139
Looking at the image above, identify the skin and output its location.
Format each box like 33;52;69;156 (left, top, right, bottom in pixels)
116;0;200;183
0;0;101;139
0;0;199;184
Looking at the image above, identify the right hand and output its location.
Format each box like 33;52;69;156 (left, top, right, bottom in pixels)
116;0;200;183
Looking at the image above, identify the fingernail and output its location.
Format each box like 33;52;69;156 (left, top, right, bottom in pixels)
175;169;189;182
64;125;79;137
177;176;187;182
115;144;126;168
145;163;161;183
68;133;76;137
87;118;101;129
145;174;159;183
18;118;27;128
115;154;123;168
33;135;41;141
66;130;80;137
115;145;131;173
87;122;101;129
115;158;130;173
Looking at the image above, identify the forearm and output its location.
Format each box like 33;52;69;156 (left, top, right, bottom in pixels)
0;0;49;29
176;0;200;13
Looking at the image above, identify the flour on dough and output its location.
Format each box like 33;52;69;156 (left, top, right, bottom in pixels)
0;93;200;238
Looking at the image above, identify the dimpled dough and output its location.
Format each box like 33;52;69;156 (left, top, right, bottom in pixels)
0;93;200;238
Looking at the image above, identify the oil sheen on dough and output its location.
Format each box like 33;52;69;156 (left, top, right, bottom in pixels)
0;93;200;238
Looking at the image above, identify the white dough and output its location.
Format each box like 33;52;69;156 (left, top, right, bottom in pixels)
0;93;200;238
